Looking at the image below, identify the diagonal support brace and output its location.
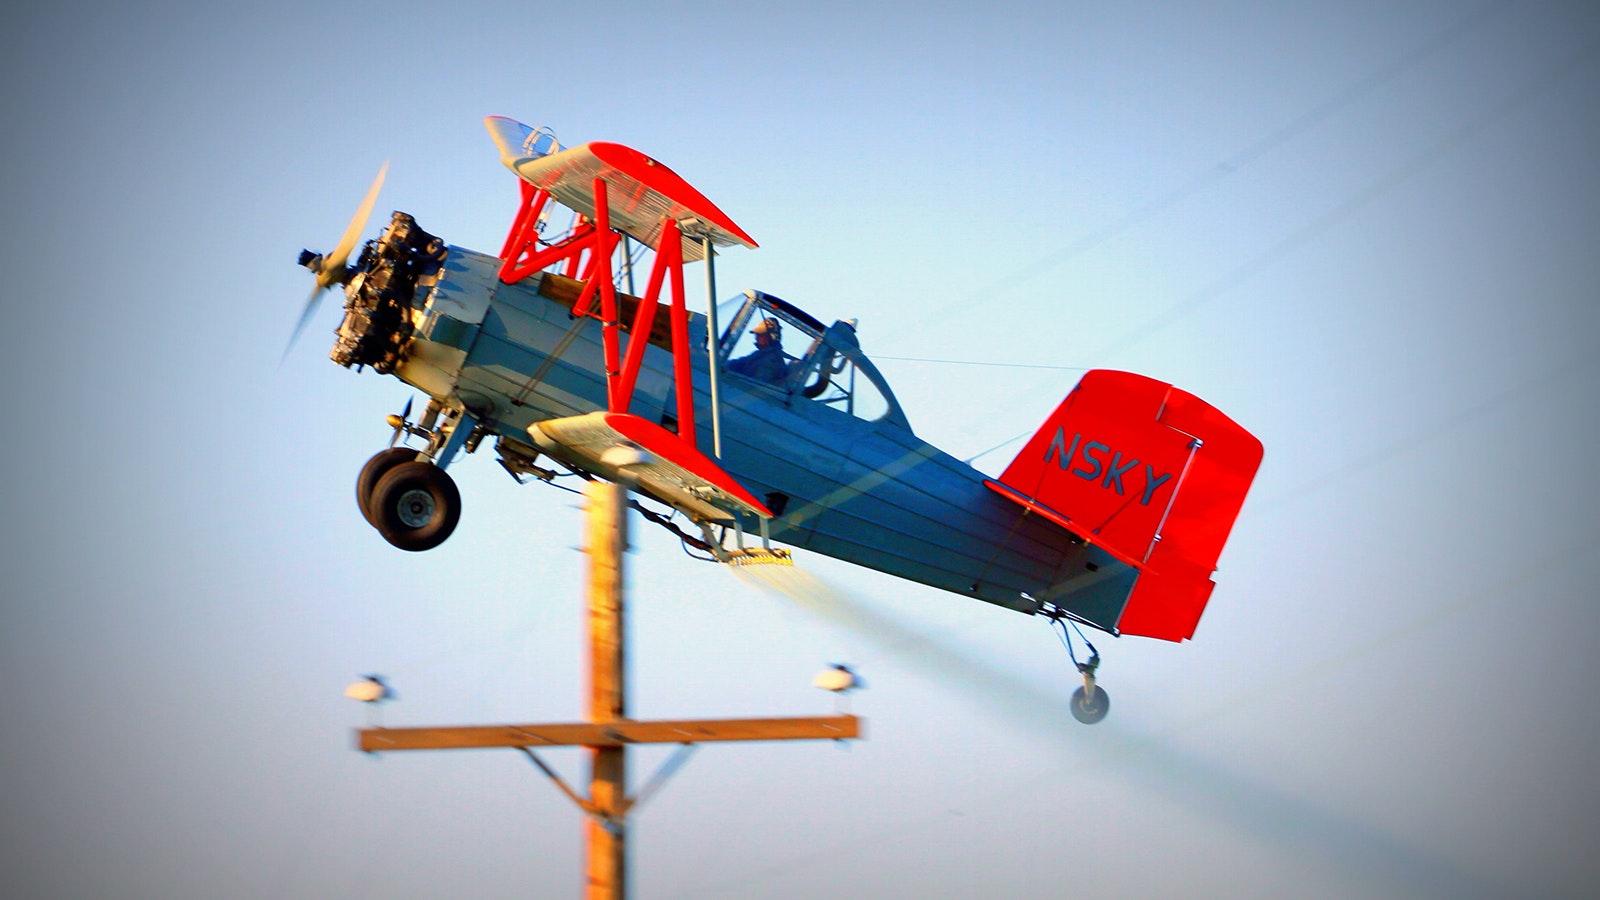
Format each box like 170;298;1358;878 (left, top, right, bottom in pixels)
520;747;599;816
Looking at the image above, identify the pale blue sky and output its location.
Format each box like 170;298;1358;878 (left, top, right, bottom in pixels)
2;2;1597;898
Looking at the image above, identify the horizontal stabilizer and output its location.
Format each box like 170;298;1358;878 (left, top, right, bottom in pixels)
987;370;1261;641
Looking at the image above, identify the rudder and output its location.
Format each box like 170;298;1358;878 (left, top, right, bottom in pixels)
986;370;1262;641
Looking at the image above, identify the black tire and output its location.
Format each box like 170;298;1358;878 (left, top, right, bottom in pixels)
369;461;461;552
356;448;421;527
1070;685;1110;725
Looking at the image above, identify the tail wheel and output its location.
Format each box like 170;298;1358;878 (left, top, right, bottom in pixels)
356;448;421;526
369;461;461;552
1070;685;1110;725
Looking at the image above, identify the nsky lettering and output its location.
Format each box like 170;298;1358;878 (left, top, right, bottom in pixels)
1043;427;1173;507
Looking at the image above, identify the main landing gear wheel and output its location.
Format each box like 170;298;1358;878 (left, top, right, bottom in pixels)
356;448;421;527
369;461;460;551
1070;685;1110;725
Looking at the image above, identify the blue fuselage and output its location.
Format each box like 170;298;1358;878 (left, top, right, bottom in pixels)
387;246;1136;630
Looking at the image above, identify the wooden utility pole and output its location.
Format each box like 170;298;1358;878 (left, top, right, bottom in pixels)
357;480;861;900
585;480;627;898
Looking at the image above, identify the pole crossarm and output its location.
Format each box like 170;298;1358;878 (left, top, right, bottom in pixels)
348;481;862;899
358;714;861;753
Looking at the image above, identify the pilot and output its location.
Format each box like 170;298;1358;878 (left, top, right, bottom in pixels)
727;317;789;384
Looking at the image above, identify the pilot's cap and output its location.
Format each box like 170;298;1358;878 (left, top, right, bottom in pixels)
752;317;781;339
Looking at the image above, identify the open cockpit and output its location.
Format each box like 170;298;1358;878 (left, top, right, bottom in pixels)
715;291;908;429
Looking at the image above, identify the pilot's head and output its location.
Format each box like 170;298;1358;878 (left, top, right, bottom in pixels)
752;317;781;347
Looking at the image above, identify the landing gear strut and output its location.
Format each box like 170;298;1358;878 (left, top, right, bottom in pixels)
1041;604;1111;725
354;399;475;551
1068;651;1109;725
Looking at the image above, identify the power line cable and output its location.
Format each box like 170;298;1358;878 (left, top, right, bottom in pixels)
1096;36;1600;360
1250;352;1598;514
874;355;1087;371
898;0;1519;343
1014;0;1517;292
942;32;1597;478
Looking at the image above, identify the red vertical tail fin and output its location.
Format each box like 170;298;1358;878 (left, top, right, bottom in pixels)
988;370;1263;641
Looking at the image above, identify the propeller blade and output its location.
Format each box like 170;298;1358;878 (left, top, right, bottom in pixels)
388;396;413;447
286;161;389;364
282;284;326;364
319;161;389;289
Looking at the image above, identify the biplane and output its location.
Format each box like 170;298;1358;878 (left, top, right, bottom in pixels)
293;117;1263;722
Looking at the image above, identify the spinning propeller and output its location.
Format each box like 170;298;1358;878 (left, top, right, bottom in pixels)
285;162;389;360
387;397;414;447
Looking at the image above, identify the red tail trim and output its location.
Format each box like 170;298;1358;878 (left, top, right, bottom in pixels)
995;370;1262;641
